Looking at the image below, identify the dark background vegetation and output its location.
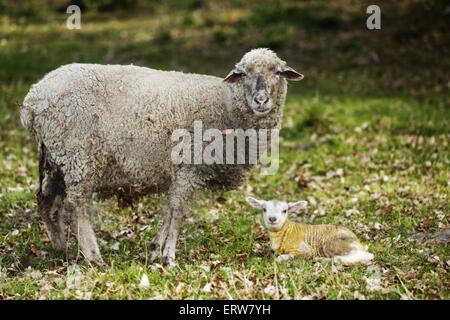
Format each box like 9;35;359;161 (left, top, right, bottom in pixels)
1;0;449;101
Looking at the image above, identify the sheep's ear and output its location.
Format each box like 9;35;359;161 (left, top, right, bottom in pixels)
246;197;265;209
288;200;308;213
223;68;244;83
279;66;304;81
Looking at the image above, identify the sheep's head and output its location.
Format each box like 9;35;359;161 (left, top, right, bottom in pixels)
224;48;303;116
246;197;307;231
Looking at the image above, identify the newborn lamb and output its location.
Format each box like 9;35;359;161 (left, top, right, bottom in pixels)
246;197;374;265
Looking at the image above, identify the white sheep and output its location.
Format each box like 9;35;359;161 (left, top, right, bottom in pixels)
20;48;304;266
246;197;374;265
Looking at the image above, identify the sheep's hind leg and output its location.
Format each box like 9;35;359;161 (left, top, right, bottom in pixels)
149;212;171;262
37;169;66;253
65;191;104;266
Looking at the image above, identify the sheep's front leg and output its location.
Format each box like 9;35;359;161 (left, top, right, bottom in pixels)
149;212;171;262
65;191;104;266
160;170;197;267
70;208;104;266
161;208;184;267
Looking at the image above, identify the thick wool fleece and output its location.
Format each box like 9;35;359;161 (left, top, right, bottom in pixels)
21;49;287;203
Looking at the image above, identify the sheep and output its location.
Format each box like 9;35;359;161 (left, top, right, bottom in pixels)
20;48;304;266
246;197;374;265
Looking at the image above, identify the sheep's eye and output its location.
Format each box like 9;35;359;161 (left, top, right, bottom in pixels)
282;209;287;214
263;208;266;212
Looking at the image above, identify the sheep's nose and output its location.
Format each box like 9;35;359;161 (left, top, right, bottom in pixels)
268;217;277;223
254;95;269;105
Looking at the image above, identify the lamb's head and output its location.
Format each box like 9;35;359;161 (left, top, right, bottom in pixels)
246;197;307;231
224;48;303;116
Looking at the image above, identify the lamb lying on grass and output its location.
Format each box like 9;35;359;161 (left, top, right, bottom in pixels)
246;197;374;265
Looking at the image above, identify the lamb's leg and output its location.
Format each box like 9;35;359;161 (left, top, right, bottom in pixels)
333;249;374;265
149;212;172;262
37;169;66;252
325;234;373;265
65;190;103;265
275;254;295;263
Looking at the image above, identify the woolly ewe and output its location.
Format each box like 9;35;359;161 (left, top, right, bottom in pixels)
21;48;303;266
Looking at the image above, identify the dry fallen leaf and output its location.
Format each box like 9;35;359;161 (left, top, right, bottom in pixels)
29;242;48;257
365;265;382;292
252;223;263;234
263;284;277;297
139;273;150;289
201;283;212;293
353;290;366;300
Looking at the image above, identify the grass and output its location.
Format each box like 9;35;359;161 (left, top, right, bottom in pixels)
0;1;449;299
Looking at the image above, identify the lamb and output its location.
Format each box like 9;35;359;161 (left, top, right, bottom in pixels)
20;48;304;266
246;197;374;265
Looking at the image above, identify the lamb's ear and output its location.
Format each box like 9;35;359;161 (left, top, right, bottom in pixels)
246;197;265;209
223;67;244;83
288;200;308;213
279;66;304;81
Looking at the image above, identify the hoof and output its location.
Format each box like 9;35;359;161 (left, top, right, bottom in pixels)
149;251;160;262
149;242;160;251
161;256;178;268
275;254;294;263
93;259;107;268
149;246;161;262
83;250;105;267
48;233;67;253
84;255;106;268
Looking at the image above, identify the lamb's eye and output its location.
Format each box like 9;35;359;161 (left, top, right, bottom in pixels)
282;209;287;214
263;208;266;212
